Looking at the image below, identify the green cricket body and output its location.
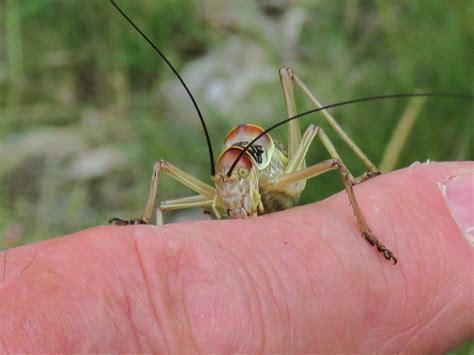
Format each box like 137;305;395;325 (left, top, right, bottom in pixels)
213;124;298;218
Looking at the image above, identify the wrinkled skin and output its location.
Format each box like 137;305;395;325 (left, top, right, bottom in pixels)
1;162;473;353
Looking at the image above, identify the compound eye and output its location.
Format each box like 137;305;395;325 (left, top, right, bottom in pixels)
238;167;250;178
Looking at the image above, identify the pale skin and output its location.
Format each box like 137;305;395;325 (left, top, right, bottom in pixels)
111;68;396;263
1;162;473;353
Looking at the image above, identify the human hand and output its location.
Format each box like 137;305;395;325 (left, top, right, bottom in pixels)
1;162;472;352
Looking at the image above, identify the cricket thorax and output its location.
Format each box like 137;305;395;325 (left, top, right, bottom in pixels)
258;141;301;212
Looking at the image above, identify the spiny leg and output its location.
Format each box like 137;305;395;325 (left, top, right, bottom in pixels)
109;160;215;225
287;69;381;180
277;69;393;261
334;160;396;264
271;127;397;264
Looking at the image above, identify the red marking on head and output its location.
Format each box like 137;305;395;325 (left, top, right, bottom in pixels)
216;148;253;175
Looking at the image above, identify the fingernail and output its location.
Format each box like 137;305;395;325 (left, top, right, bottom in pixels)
441;170;474;246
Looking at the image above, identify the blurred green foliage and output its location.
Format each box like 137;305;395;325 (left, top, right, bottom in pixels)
0;0;472;351
0;0;472;241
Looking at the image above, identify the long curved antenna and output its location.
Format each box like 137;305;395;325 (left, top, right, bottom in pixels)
227;92;473;176
110;0;216;176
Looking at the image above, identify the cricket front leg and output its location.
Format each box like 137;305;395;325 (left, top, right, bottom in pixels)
271;159;397;265
157;195;213;225
109;160;215;225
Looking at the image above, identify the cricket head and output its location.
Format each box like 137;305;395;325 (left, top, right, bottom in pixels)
213;147;259;218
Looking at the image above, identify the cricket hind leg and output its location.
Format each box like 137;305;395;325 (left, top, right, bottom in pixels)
270;126;397;265
279;67;303;167
109;160;216;225
287;68;381;181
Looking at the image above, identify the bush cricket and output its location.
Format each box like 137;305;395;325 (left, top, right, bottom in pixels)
108;1;472;265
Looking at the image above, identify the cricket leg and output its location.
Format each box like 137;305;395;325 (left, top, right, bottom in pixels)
289;70;381;180
274;124;396;263
284;124;354;179
279;67;303;164
271;159;397;264
109;160;215;225
284;122;359;188
157;195;213;225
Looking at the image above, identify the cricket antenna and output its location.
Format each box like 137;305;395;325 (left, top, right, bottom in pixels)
110;0;216;176
227;92;474;176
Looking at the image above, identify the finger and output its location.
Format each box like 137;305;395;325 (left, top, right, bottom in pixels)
178;161;473;352
0;162;472;353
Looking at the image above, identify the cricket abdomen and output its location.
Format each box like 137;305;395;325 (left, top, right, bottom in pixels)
260;190;299;213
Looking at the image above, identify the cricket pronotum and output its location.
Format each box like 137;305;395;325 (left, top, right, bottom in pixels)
108;0;472;265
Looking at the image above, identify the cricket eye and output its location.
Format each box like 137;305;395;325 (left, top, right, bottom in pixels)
238;167;249;178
